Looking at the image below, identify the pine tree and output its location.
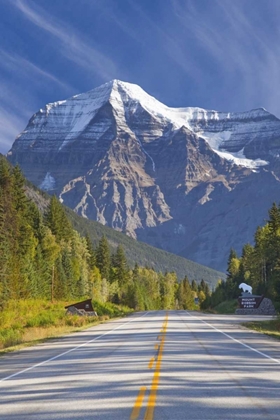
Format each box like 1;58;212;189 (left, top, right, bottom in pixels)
111;245;129;287
45;196;73;241
95;236;111;281
85;234;96;269
191;279;198;292
177;277;196;309
227;249;238;275
161;272;176;309
268;202;280;234
12;165;28;214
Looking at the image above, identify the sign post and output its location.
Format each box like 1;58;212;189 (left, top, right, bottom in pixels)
235;282;276;315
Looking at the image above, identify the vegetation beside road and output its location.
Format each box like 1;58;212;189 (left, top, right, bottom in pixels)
201;202;280;313
207;299;238;314
0;299;132;352
0;158;212;353
66;207;224;286
0;158;207;311
242;318;280;341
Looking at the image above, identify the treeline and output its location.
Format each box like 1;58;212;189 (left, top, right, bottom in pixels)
0;158;210;310
202;203;280;311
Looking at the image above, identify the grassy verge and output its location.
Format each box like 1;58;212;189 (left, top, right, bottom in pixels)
242;318;280;341
0;299;133;354
204;299;238;314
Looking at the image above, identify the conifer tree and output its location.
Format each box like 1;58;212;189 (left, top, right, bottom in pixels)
45;196;73;241
85;234;96;269
268;202;280;234
177;276;195;309
111;245;129;286
161;272;176;309
95;236;111;281
191;279;198;292
12;165;28;214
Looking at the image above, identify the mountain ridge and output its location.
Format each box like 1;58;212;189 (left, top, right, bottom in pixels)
16;155;225;286
8;80;280;271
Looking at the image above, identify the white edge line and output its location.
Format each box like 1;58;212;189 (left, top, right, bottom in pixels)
0;311;150;382
185;311;280;365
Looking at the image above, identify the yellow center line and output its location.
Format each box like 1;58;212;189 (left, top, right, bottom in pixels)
154;344;159;351
144;313;169;420
148;356;155;369
130;386;147;420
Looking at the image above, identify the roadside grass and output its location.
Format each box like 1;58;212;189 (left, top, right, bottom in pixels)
203;299;280;341
0;299;133;354
208;299;238;314
242;318;280;341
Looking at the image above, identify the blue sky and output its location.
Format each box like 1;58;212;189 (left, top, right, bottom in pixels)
1;0;280;153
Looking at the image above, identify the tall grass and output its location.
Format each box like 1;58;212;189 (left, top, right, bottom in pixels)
0;299;133;350
243;317;280;341
0;328;23;348
92;300;131;317
213;299;238;314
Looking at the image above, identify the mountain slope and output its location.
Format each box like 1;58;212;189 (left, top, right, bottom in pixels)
8;80;280;271
20;163;225;286
65;206;226;285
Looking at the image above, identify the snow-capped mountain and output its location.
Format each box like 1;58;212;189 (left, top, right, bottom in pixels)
8;80;280;271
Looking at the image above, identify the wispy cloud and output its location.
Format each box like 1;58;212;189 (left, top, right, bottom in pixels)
124;0;204;83
14;0;120;81
86;0;204;84
1;0;126;153
170;0;280;115
0;49;72;92
0;46;76;153
0;105;29;154
0;67;34;154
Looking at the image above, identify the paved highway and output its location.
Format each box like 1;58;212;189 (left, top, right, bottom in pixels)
0;311;280;419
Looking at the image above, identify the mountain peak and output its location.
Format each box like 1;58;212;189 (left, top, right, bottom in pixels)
10;80;278;171
7;80;280;272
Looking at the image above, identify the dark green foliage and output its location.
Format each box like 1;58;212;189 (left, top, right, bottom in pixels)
177;277;195;309
204;203;280;311
0;155;220;311
95;236;111;281
268;202;280;234
110;245;130;303
65;207;225;287
45;196;73;241
85;234;96;269
191;279;198;292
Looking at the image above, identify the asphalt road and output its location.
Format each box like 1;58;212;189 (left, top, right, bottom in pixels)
0;311;280;420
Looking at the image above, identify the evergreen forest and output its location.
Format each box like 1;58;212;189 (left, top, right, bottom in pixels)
203;202;280;312
0;157;210;312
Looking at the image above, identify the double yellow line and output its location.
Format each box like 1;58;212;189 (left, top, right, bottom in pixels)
130;313;169;420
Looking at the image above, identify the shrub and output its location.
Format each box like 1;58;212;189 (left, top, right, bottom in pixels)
65;315;98;327
92;300;132;317
26;312;57;328
0;328;23;349
214;299;238;314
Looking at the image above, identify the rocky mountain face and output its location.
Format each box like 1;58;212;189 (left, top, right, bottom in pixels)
7;80;280;271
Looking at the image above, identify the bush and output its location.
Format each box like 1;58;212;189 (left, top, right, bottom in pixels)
65;315;98;327
26;312;57;328
0;299;132;351
0;328;23;349
214;299;238;314
93;300;132;317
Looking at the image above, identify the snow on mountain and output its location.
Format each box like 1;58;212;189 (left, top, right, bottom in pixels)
197;131;268;169
15;80;277;169
7;80;280;271
39;172;56;191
